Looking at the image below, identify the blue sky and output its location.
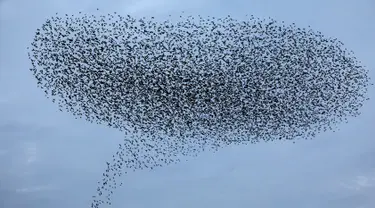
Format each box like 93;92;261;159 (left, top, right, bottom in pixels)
0;0;375;207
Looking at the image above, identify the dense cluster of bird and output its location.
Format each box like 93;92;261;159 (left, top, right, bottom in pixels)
27;11;371;207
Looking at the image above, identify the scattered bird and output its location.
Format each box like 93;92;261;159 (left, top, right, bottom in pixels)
27;12;371;208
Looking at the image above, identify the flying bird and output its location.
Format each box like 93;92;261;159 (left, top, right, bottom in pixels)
27;12;371;208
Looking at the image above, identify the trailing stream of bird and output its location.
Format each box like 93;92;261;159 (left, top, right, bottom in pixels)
27;11;371;207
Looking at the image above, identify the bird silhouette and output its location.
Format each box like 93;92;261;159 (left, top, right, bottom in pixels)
27;12;371;208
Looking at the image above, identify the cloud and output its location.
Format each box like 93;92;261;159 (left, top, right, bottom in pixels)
339;169;375;191
15;184;58;193
22;142;37;165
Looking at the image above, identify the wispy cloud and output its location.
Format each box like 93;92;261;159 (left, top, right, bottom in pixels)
339;170;375;191
22;142;37;165
15;184;58;193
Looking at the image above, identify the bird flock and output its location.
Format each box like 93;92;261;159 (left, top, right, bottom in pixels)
27;11;371;207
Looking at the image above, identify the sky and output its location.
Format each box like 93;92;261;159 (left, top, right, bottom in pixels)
0;0;375;208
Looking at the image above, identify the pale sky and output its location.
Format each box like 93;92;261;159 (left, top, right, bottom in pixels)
1;0;375;208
